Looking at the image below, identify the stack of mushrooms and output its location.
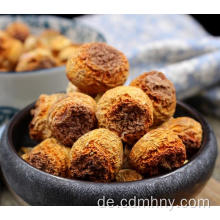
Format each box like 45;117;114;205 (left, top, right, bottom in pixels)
0;22;81;72
21;42;203;182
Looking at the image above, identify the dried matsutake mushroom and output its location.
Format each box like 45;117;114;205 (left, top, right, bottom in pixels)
38;29;61;48
66;42;129;95
22;138;69;177
47;92;97;147
0;31;23;71
58;44;81;64
50;35;72;53
29;93;65;141
130;71;176;126
161;117;203;156
129;128;186;176
68;128;123;182
96;86;153;144
23;35;44;52
6;22;30;42
16;48;57;72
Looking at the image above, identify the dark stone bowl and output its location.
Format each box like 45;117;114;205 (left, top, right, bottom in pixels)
0;101;218;206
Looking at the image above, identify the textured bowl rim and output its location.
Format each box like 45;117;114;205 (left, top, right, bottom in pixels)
0;66;66;77
0;15;106;76
5;100;210;186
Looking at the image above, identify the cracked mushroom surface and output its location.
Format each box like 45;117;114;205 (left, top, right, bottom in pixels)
29;93;65;141
22;138;69;177
69;128;123;182
129;128;186;176
66;42;129;95
161;117;203;156
96;86;153;144
47;92;97;147
130;71;176;126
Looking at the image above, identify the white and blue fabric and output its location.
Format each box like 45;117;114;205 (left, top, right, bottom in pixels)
78;14;220;116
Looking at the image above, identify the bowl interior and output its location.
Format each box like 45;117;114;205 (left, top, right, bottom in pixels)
0;15;106;74
8;101;207;177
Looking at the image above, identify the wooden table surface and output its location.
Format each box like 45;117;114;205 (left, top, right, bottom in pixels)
196;178;220;205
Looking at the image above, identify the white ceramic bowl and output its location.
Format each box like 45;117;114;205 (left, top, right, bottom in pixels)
0;15;105;126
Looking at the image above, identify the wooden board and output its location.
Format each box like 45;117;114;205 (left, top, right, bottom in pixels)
195;178;220;206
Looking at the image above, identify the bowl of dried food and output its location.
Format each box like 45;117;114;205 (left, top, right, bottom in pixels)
0;15;105;120
0;42;217;206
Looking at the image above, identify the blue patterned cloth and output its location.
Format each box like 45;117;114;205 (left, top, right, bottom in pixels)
78;14;220;116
